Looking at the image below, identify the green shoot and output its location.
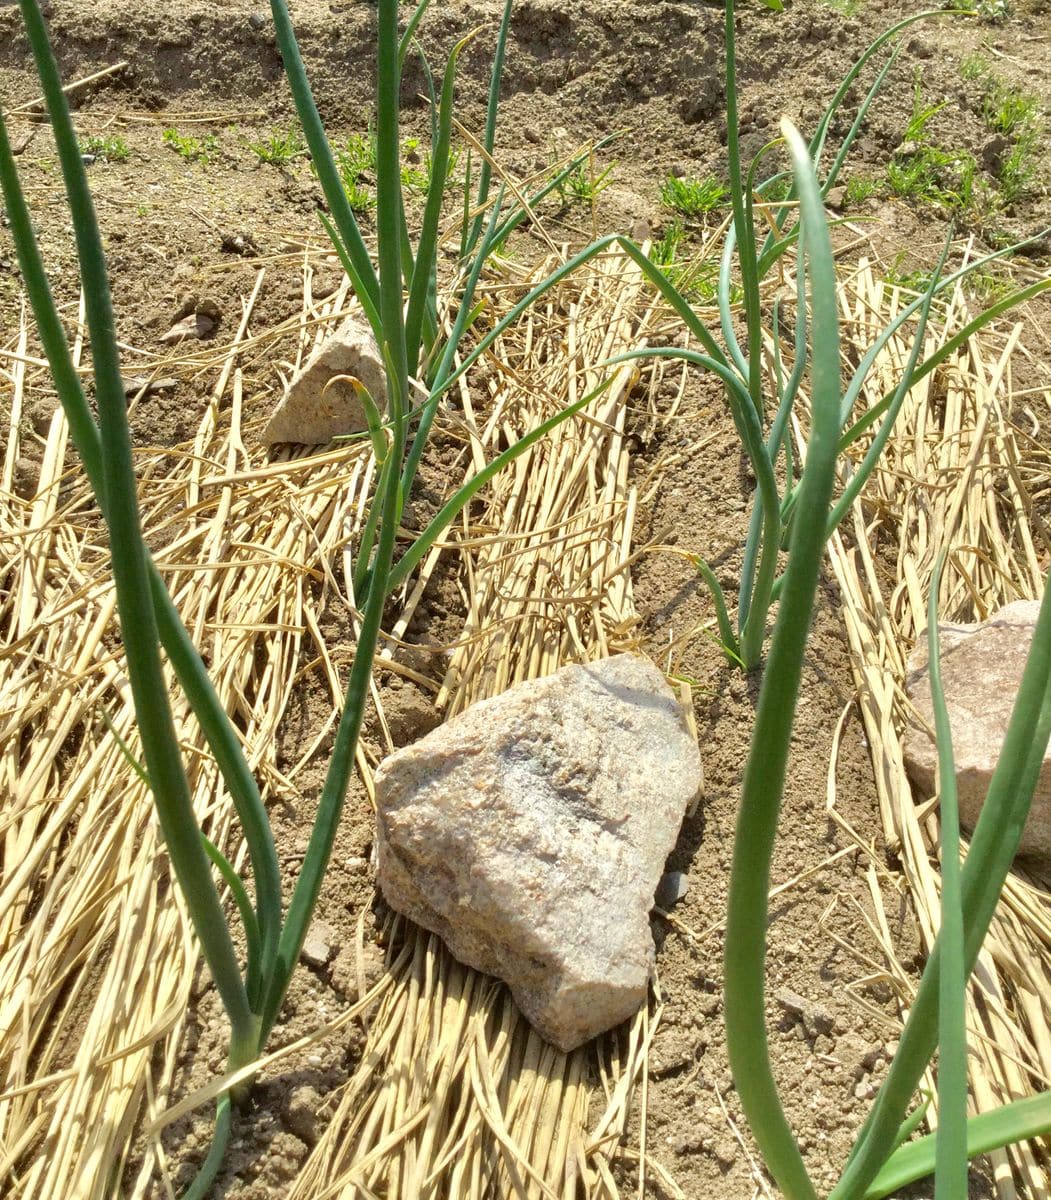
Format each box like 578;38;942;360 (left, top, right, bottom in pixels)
903;74;947;142
78;133;130;162
958;51;990;81
949;0;1011;21
997;126;1040;204
818;0;862;16
162;127;219;163
659;173;730;219
845;175;881;204
722;116;842;1200
336;129;377;178
555;158;616;206
926;554;968;1199
248;126;307;164
649;218;686;269
981;78;1039;135
887;143;978;213
344;179;375;213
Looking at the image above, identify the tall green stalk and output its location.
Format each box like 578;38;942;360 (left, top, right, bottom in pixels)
722;119;842;1200
926;554;968;1200
9;0;260;1080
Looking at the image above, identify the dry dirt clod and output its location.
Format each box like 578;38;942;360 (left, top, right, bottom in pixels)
776;986;834;1037
283;1084;323;1146
121;375;178;397
374;654;703;1051
904;599;1051;860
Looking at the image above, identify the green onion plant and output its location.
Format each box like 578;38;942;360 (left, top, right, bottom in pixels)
706;12;1051;1200
724;115;1051;1199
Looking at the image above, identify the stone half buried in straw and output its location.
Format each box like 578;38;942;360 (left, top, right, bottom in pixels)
263;311;387;445
374;653;703;1052
904;599;1051;861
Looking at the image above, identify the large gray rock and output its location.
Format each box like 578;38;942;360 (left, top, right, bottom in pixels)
374;654;702;1051
904;600;1051;859
263;312;386;445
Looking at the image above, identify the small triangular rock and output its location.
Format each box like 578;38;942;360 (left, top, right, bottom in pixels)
160;310;216;344
374;654;702;1051
264;312;387;445
904;599;1051;860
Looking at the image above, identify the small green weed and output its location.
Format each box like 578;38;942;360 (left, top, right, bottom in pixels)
163;128;219;163
649;218;687;270
758;175;793;203
344;179;374;213
958;52;990;82
248;127;307;165
981;79;1039;137
950;0;1011;21
885;253;936;295
333;129;431;206
78;134;130;163
887;143;978;212
903;75;947;142
399;136;429;191
555;159;616;206
817;0;861;15
845;176;881;204
648;219;732;304
998;126;1040;204
660;174;729;219
964;264;1017;303
971;74;1043;204
337;130;377;179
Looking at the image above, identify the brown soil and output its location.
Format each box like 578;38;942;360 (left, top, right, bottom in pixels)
1;0;1049;1197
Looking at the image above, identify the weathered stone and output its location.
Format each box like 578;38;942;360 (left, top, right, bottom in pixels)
904;600;1051;859
374;654;702;1051
263;312;386;445
159;310;216;344
654;869;689;910
300;919;337;969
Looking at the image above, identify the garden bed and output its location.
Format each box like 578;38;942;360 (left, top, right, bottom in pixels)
1;1;1049;1197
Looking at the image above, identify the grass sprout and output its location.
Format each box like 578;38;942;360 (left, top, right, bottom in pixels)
554;158;616;206
248;126;307;164
982;79;1040;137
958;51;990;81
845;175;881;204
660;173;729;218
163;127;219;163
78;133;130;162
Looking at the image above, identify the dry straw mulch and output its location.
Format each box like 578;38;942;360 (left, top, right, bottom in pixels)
0;266;391;1197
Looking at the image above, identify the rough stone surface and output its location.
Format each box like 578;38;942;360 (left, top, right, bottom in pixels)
263;312;386;445
654;870;689;910
904;599;1051;859
299;919;337;969
374;654;702;1051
